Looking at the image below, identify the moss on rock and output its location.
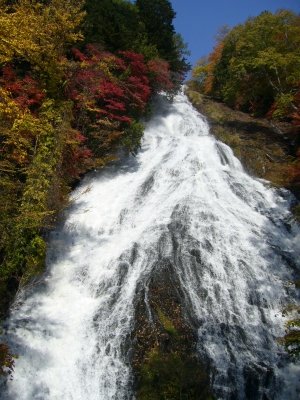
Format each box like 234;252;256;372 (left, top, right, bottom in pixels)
131;262;214;400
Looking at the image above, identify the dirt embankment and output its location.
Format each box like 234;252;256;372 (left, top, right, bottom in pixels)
185;85;300;218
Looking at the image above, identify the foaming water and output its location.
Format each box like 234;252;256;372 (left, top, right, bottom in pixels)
1;92;299;399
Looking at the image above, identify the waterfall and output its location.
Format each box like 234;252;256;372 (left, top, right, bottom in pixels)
1;92;299;399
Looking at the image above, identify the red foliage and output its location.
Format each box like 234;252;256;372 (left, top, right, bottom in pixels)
95;80;131;122
65;45;174;160
62;130;93;178
118;51;148;75
117;51;152;111
66;46;155;123
125;75;151;110
71;48;87;62
99;80;125;98
0;65;45;112
148;59;174;92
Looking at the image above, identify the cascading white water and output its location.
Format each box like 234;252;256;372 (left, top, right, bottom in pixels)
1;92;299;400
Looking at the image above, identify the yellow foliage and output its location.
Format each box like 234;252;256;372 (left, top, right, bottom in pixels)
0;88;21;121
0;0;85;79
204;42;224;94
0;87;42;166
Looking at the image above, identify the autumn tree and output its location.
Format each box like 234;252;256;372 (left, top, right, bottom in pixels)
0;0;85;95
192;10;300;117
0;0;86;318
66;46;173;158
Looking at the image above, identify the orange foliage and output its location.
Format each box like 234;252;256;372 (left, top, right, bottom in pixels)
204;42;224;94
0;65;45;113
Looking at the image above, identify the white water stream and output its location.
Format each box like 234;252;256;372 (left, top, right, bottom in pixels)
1;92;299;399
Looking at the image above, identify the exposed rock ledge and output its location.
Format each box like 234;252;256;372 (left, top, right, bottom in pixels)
131;261;214;399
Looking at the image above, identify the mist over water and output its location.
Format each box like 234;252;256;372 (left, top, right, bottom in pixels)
1;92;299;399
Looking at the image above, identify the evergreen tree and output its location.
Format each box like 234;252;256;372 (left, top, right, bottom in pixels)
135;0;175;59
135;0;189;77
83;0;151;54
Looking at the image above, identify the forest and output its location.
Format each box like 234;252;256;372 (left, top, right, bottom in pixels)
192;10;300;120
0;0;189;346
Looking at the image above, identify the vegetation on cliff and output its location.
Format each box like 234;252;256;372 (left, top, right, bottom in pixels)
132;263;213;400
0;0;188;323
193;10;300;119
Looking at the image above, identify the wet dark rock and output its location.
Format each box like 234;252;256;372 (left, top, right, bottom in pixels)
243;363;275;400
131;261;214;399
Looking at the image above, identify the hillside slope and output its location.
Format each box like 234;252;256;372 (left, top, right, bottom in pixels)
186;83;300;219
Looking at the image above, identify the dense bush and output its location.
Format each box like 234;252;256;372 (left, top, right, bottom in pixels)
193;10;300;119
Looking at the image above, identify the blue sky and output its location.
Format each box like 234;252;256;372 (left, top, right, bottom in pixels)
170;0;300;69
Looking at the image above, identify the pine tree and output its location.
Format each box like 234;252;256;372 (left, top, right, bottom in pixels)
136;0;189;78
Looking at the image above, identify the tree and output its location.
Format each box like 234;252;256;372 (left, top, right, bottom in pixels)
135;0;189;78
193;10;300;117
0;0;85;95
83;0;155;57
136;0;175;58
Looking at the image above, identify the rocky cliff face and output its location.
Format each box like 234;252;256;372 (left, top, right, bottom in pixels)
132;261;213;399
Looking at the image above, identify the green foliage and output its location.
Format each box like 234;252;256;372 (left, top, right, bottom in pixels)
83;0;189;78
137;347;214;400
136;0;174;60
272;93;295;119
157;308;178;337
121;120;144;154
83;0;155;58
192;10;300;118
1;100;72;284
